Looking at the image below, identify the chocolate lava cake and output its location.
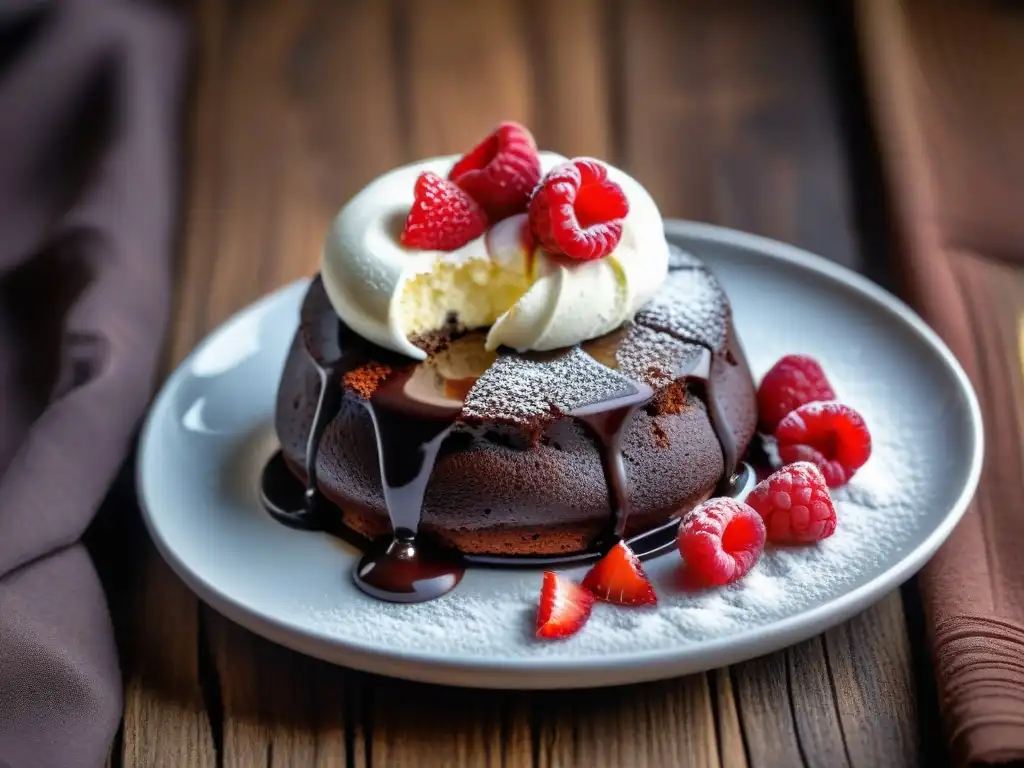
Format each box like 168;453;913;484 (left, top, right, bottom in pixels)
274;246;758;556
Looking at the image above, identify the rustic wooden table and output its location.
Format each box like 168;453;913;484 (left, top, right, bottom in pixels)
109;1;948;765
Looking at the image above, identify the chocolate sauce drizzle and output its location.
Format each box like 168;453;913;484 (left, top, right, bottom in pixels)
261;255;748;604
571;382;655;540
352;368;463;602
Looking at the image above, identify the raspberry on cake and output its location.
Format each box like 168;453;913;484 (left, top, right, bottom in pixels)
528;158;629;261
448;121;541;222
400;171;488;251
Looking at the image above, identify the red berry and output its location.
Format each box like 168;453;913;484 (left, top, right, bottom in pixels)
536;572;595;639
400;171;489;251
581;540;657;606
678;498;766;587
775;401;871;487
449;122;542;221
757;354;836;433
528;158;629;261
747;462;837;544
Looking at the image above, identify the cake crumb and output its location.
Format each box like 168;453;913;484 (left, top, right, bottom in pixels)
652;420;670;449
343;362;391;398
658;380;688;415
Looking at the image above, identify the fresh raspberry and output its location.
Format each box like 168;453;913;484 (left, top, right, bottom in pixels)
775;401;871;487
581;540;657;606
746;462;837;544
448;122;541;221
678;498;766;587
400;171;488;251
756;354;836;433
528;158;629;261
536;572;595;639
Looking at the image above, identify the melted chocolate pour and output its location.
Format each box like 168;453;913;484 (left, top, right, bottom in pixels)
571;382;655;540
677;344;739;487
260;295;347;530
352;368;463;602
260;265;747;604
264;365;342;528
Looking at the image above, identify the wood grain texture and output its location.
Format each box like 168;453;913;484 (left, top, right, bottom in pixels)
619;0;857;269
712;668;748;768
121;551;217;768
405;0;531;157
535;678;720;768
365;679;531;768
115;0;931;765
207;609;352;768
824;593;918;765
525;0;614;160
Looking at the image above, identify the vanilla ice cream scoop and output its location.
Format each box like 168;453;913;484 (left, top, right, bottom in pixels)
320;152;669;360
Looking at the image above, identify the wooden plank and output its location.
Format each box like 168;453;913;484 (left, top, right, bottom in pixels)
364;678;531;768
121;551;217;768
619;1;920;766
787;639;852;768
712;668;749;768
535;678;720;768
619;0;857;269
525;0;614;160
207;609;353;768
123;0;406;765
731;653;805;767
404;0;532;158
179;0;406;765
365;5;532;763
824;593;918;766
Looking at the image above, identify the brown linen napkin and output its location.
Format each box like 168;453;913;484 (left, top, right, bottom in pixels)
856;1;1024;764
0;1;185;766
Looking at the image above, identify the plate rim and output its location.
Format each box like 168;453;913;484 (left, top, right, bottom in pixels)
137;219;984;689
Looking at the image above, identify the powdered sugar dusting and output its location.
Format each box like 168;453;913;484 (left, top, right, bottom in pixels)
306;434;923;656
462;346;638;425
667;243;704;270
634;265;729;352
588;323;704;385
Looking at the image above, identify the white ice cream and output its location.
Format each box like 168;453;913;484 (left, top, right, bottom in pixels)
320;152;669;360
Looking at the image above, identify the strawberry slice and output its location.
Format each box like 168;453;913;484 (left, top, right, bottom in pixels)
536;572;595;639
581;540;657;606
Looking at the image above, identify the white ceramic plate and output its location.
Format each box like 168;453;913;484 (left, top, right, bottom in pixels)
138;221;982;690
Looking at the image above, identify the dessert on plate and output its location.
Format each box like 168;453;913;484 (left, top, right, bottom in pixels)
261;122;870;613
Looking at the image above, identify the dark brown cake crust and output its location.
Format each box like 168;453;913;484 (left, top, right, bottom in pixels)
274;247;758;556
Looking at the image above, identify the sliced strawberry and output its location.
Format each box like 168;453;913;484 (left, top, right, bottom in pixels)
400;171;488;251
536;572;595;639
581;540;657;606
